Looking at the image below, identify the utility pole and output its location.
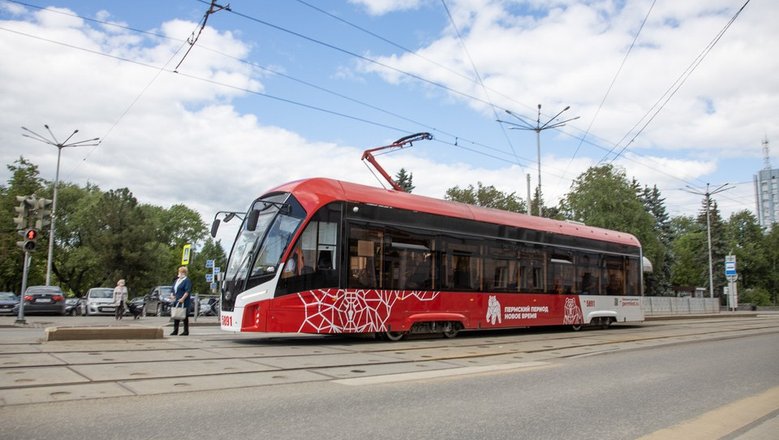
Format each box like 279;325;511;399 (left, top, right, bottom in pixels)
498;105;579;216
683;183;733;298
21;125;99;285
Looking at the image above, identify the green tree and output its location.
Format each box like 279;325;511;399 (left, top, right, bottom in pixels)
189;237;228;295
641;185;673;295
1;157;215;298
669;216;707;289
394;168;415;193
697;198;727;297
560;165;658;266
525;186;563;218
0;157;46;292
766;224;779;305
724;210;767;291
445;182;526;213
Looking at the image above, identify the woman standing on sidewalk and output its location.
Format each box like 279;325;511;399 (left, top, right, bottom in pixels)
113;279;128;320
171;266;192;336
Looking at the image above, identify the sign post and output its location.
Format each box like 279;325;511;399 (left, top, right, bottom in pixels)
725;255;738;311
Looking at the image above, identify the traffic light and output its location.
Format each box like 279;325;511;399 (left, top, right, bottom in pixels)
35;198;53;229
23;228;38;252
13;196;31;230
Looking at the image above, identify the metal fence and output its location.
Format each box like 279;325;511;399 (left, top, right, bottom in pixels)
642;297;720;315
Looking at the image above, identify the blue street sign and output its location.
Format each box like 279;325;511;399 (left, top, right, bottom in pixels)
206;259;214;269
205;273;213;282
213;267;221;274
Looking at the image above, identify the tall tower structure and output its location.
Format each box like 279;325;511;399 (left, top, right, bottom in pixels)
754;137;779;228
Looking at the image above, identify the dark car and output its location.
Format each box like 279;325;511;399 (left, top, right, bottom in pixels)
15;286;66;315
65;297;85;316
125;296;146;317
0;292;19;315
143;285;174;316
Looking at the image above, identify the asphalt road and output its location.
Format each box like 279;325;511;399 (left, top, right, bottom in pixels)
0;313;777;439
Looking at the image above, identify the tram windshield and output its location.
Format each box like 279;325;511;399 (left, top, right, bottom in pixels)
225;194;304;285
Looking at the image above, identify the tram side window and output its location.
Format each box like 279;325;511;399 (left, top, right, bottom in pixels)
518;247;545;293
276;206;341;296
347;226;382;289
438;237;481;291
604;256;625;295
484;242;519;292
625;257;640;295
383;228;433;290
548;255;574;294
577;253;600;295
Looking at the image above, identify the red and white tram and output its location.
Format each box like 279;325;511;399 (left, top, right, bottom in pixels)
215;177;646;340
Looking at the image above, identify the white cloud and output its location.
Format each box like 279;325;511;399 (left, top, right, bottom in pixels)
349;0;427;16
1;0;775;240
360;0;778;159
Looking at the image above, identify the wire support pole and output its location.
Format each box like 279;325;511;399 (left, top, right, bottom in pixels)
498;104;579;216
683;182;733;298
21;125;99;286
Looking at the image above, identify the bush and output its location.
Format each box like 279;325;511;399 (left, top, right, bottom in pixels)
740;287;772;307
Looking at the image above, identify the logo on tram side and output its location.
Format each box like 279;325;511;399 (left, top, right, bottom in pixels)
486;295;502;325
562;297;583;326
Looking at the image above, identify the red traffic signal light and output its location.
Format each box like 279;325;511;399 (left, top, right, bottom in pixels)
25;229;38;241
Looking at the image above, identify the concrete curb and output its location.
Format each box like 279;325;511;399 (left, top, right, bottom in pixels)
45;325;164;341
645;313;759;321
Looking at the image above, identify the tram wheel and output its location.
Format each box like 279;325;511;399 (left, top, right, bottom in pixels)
384;331;406;342
571;323;583;331
442;322;460;339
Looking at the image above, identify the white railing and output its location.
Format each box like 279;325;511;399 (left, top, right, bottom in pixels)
642;297;720;315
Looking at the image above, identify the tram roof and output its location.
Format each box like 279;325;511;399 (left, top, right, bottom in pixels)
267;177;641;248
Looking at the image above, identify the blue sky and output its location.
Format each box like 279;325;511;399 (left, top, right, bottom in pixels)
1;0;776;245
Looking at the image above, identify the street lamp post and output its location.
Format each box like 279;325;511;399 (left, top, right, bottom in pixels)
683;183;733;298
499;104;579;216
21;125;99;286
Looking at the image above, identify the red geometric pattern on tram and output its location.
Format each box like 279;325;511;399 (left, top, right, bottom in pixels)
297;289;439;333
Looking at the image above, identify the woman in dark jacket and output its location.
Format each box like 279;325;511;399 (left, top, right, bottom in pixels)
171;266;193;336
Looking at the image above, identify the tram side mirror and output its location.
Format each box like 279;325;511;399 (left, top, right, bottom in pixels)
247;209;260;231
210;219;220;238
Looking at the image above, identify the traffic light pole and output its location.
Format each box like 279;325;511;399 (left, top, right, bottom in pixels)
15;251;31;325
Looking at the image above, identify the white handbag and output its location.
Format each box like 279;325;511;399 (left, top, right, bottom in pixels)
171;303;186;320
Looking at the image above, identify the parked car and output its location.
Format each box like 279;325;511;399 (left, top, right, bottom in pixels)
198;295;219;316
14;286;66;315
0;292;19;315
84;287;116;316
143;285;174;316
125;296;146;317
65;297;86;316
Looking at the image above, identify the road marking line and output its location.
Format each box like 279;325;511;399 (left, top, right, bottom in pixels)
637;385;779;440
333;361;552;386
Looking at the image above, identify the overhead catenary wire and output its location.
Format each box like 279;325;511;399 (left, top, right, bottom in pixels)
2;0;761;216
559;0;656;186
602;0;751;163
174;0;230;71
439;0;522;170
7;0;725;187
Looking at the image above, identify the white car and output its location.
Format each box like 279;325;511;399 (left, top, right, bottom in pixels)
85;287;116;316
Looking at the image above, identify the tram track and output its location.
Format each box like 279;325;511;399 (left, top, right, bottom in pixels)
0;315;777;405
3;316;777;372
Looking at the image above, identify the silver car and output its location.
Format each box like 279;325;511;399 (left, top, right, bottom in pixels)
85;287;116;316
